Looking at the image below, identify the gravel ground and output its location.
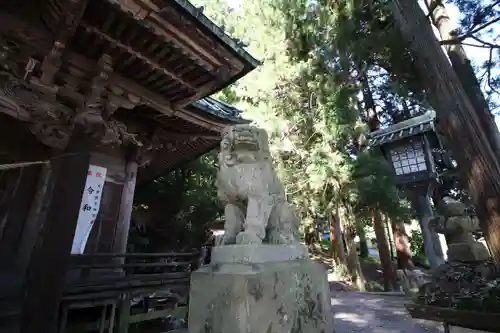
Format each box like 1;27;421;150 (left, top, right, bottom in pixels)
332;292;445;333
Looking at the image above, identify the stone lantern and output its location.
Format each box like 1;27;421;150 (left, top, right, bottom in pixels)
369;111;453;269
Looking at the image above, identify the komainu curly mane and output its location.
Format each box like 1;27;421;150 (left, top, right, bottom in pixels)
216;124;299;245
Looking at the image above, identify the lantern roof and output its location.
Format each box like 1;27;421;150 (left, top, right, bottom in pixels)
369;111;436;147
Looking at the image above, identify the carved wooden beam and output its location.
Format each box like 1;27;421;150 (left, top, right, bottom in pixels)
135;129;163;166
0;72;74;149
106;86;140;119
37;41;63;90
37;0;90;87
67;53;226;132
73;54;113;135
79;22;197;91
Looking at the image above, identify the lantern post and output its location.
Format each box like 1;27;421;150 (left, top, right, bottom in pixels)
369;111;453;269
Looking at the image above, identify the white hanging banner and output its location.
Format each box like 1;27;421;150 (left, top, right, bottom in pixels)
71;165;107;254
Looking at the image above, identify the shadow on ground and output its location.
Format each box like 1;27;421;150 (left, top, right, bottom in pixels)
331;292;444;333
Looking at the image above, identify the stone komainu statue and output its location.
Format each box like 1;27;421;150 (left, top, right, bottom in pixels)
429;196;490;262
216;124;300;245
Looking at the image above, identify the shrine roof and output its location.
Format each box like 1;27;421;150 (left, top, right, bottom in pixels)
0;0;260;113
134;97;247;183
79;0;260;103
168;0;261;73
189;97;250;124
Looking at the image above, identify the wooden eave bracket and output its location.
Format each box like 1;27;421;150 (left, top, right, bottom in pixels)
32;0;90;90
67;54;228;133
79;23;197;90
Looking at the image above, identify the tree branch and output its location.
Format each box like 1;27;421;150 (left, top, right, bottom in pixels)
439;16;500;45
440;39;500;49
466;16;500;37
471;35;500;48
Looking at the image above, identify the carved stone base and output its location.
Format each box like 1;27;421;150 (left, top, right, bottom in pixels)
448;242;490;262
210;244;308;265
188;245;333;333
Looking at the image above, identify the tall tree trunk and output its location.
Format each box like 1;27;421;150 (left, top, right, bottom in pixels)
340;206;365;291
357;222;369;258
384;215;395;259
390;0;500;262
360;72;381;131
328;208;346;265
425;0;500;158
373;209;397;291
391;218;415;271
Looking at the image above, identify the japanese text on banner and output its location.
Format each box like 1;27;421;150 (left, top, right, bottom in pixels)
71;165;107;254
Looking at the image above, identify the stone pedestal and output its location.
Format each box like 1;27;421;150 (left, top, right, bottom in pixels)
447;242;490;262
188;244;334;333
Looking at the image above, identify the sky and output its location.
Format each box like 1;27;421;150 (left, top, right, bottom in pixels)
222;0;500;128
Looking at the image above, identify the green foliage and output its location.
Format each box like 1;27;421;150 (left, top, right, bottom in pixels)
130;0;494;266
190;0;417;231
446;0;500;111
417;259;500;313
409;229;425;257
130;150;222;251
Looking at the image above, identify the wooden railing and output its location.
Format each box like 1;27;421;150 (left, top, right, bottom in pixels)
58;251;200;333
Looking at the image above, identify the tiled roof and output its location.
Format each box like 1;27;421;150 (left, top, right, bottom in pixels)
369;111;436;147
191;97;249;123
171;0;261;69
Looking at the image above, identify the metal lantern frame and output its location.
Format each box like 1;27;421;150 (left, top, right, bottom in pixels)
368;110;454;269
369;111;443;186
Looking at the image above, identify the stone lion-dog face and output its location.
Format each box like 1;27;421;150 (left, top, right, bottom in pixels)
219;124;271;167
217;124;299;245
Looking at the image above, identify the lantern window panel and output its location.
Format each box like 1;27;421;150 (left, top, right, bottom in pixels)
390;141;428;175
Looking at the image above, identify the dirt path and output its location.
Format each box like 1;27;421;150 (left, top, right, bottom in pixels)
332;292;444;333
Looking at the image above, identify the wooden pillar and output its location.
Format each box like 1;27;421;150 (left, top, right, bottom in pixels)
19;132;97;333
16;163;55;273
112;158;138;255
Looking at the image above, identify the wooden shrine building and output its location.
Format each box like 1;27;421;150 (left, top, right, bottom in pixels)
0;1;258;332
